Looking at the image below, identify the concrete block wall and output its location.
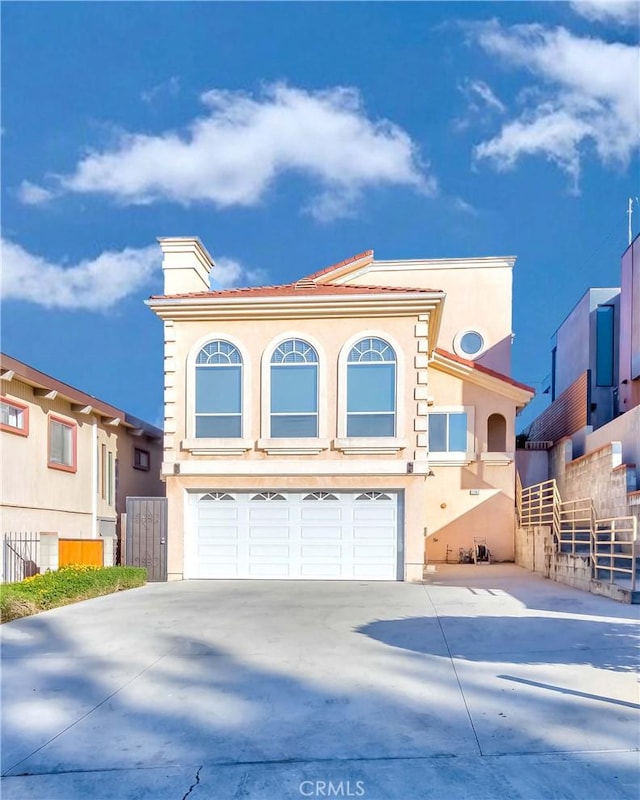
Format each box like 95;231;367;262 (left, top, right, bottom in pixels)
550;440;638;519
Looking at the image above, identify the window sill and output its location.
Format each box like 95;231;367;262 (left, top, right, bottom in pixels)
181;438;253;456
48;461;77;474
480;451;514;466
428;452;476;467
333;437;407;455
257;438;330;455
0;423;28;437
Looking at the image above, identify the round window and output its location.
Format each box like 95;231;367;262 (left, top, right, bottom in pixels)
454;330;485;357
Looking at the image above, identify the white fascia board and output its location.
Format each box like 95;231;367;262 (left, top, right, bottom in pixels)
430;353;534;405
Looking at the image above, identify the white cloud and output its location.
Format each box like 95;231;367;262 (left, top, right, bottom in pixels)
212;257;268;289
0;239;160;310
570;1;640;25
0;239;268;310
51;83;432;220
141;76;181;105
17;180;56;206
472;22;640;189
461;79;506;113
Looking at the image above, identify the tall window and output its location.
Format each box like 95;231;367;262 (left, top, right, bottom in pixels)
195;341;242;438
270;339;318;437
347;337;396;436
429;412;468;453
49;416;77;472
596;305;614;387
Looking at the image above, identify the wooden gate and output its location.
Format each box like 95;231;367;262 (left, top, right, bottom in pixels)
59;539;104;568
125;497;167;582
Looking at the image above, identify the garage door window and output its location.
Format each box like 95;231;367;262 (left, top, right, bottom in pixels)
270;339;318;438
347;338;396;436
195;341;242;438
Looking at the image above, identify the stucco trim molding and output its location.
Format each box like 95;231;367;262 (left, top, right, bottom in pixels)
163;459;419;476
181;438;253;456
480;452;514;466
257;438;330;455
428;453;476;467
333;437;408;455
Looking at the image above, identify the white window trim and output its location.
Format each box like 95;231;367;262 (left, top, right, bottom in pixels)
453;328;488;359
184;332;252;452
480;452;514;466
427;405;476;466
260;332;327;451
336;330;405;451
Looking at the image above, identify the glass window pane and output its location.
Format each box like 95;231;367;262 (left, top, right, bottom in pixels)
196;366;241;413
428;414;447;451
195;415;241;438
460;331;483;355
449;413;468;451
1;402;22;428
347;364;395;412
347;413;395;437
271;414;318;438
271;365;317;413
596;305;614;386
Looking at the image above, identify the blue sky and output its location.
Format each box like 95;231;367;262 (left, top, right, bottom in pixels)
2;1;639;430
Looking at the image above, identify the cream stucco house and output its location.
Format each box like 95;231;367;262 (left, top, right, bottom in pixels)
0;354;163;574
148;238;533;582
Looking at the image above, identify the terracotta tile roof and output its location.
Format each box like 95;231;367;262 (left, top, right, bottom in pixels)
436;348;535;393
301;250;374;282
151;282;442;300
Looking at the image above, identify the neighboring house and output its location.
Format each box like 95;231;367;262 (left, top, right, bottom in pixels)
148;238;533;582
0;354;163;559
517;235;640;522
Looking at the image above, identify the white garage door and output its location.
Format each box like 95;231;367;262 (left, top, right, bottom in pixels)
187;491;401;580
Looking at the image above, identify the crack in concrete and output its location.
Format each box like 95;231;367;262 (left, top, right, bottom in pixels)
180;765;202;800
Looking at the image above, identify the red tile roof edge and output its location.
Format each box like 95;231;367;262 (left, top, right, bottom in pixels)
150;282;442;300
301;250;374;282
436;348;535;394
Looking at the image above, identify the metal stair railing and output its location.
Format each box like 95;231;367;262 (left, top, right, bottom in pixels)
592;517;638;592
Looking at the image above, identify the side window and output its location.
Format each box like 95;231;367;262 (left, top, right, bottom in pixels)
270;339;318;438
487;413;507;451
428;412;468;453
0;397;29;436
346;337;396;437
48;416;77;472
195;340;242;438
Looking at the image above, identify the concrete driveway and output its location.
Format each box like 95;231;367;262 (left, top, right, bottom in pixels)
1;565;638;800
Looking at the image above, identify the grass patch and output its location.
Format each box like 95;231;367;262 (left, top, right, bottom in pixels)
0;564;147;623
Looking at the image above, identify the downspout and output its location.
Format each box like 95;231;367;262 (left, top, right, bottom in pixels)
91;416;98;537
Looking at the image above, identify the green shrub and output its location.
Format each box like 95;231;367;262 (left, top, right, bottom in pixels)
0;565;147;623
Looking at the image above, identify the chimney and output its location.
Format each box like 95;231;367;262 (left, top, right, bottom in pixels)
158;237;214;295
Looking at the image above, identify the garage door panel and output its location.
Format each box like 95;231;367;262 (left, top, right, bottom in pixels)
353;527;395;540
198;526;239;540
300;507;343;522
248;507;290;522
301;544;343;558
198;507;239;522
249;563;291;577
249;544;290;557
189;491;400;581
300;563;342;578
199;544;238;558
300;526;342;540
354;507;396;522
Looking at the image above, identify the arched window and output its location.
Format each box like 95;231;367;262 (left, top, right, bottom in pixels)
195;340;242;438
347;337;396;436
270;339;318;438
487;413;507;451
